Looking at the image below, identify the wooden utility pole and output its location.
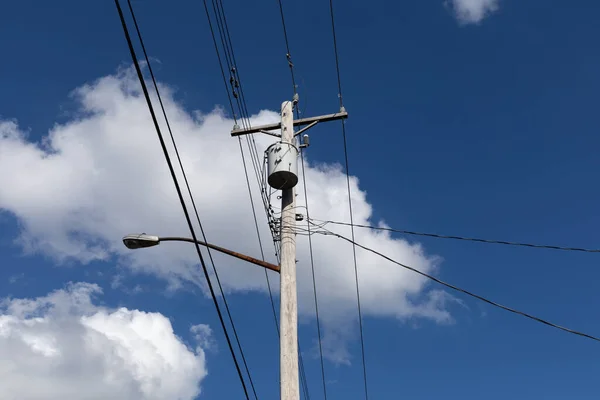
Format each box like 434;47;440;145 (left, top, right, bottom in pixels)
231;98;347;400
279;100;299;400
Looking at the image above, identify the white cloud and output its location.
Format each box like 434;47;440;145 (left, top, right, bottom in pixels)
0;283;208;400
446;0;499;24
191;324;216;352
0;66;453;364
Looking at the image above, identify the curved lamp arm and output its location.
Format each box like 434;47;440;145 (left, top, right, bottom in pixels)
123;234;279;273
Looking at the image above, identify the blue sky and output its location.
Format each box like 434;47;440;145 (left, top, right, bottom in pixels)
1;0;600;399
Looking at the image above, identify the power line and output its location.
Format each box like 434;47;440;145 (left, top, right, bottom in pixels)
275;0;298;97
124;6;261;398
207;0;270;222
202;2;312;398
328;0;344;108
311;219;600;254
113;1;251;398
327;0;369;398
298;343;311;400
300;152;328;400
213;0;266;199
340;121;369;400
202;0;237;123
199;3;280;399
238;137;279;333
201;0;268;246
203;0;276;321
212;0;281;257
312;223;600;343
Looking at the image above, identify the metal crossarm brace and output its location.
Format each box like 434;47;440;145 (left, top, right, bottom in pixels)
230;110;348;137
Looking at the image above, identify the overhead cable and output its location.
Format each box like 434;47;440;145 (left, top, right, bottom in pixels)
311;219;600;254
275;0;298;98
114;1;252;398
125;5;261;398
299;153;327;400
327;0;369;398
202;0;279;333
313;223;600;343
202;1;312;398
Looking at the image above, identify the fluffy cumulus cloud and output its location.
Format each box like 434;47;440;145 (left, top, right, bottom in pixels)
0;283;209;400
446;0;499;24
0;66;454;364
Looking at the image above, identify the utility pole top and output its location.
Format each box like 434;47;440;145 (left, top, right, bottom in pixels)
229;97;349;400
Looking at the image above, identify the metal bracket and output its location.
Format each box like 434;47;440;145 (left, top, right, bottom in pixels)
294;121;318;137
259;129;282;138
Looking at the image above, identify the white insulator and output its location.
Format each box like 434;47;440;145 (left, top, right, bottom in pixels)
266;141;298;190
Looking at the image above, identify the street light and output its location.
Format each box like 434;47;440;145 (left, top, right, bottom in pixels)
122;233;280;273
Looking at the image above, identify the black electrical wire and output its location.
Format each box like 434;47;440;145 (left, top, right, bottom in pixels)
206;0;264;211
328;0;369;398
275;0;298;96
201;2;312;398
300;152;328;400
238;138;279;334
341;121;369;400
202;0;279;335
114;1;251;398
328;0;344;108
311;219;600;254
212;0;264;190
124;2;260;398
313;224;600;343
211;0;277;254
202;0;264;226
202;0;238;123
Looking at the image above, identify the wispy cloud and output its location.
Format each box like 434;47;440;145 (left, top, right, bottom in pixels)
446;0;500;24
8;273;24;284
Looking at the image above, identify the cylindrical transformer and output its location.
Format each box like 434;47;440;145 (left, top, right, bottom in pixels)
266;141;299;190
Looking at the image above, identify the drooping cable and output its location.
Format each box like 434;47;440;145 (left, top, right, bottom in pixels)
124;2;260;399
312;223;600;343
328;0;344;108
202;0;279;336
201;2;312;398
210;0;279;256
275;0;298;97
328;0;369;398
212;0;264;193
202;0;238;123
300;152;327;399
238;138;279;333
311;219;600;254
114;1;250;398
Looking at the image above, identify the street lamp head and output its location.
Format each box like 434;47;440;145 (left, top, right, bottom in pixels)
122;234;160;250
